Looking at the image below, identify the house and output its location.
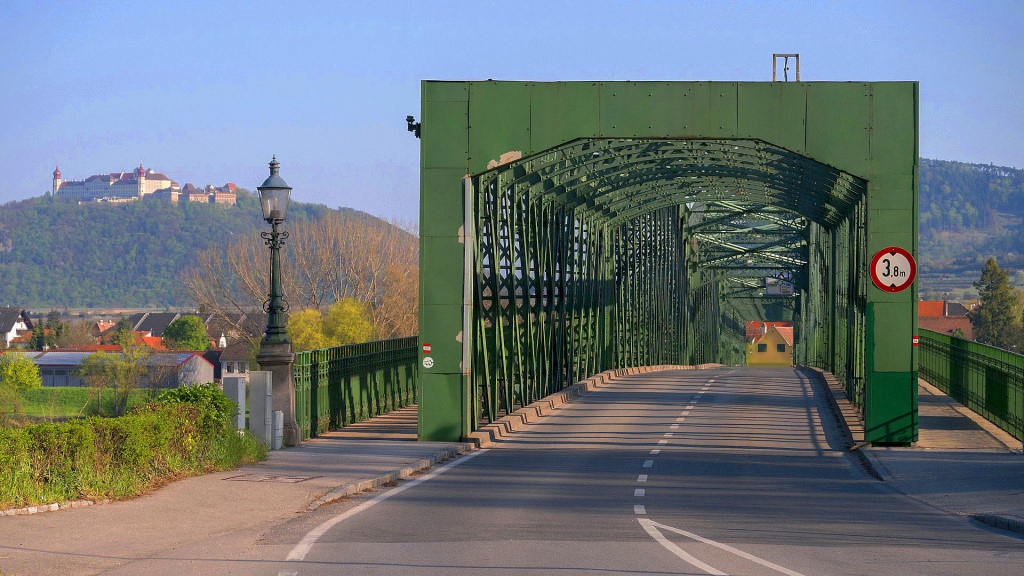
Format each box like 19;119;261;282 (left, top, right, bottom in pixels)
9;350;214;388
746;325;794;366
219;342;252;379
744;320;793;342
145;353;215;388
0;308;34;347
918;300;973;339
113;312;264;346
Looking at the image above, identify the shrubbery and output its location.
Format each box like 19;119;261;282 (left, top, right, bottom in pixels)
0;384;266;510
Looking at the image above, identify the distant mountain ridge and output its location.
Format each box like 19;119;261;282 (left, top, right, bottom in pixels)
0;190;356;309
919;158;1024;297
0;157;1018;308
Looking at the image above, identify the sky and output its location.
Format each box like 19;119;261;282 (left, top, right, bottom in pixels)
2;0;1021;223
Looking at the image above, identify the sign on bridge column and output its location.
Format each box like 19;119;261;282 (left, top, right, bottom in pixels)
869;246;917;293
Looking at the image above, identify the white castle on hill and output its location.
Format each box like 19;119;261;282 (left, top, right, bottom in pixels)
51;163;237;205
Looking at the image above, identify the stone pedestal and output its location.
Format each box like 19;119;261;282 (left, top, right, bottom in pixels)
256;341;300;447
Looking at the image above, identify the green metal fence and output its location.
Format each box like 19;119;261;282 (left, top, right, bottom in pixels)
293;336;417;439
919;329;1024;441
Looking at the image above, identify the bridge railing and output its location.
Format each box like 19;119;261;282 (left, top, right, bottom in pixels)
918;329;1023;441
293;336;417;439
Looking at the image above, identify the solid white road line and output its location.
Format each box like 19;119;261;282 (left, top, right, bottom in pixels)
285;449;488;562
638;519;726;575
639;519;808;576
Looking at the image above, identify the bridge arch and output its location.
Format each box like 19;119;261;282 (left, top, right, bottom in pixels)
418;81;918;445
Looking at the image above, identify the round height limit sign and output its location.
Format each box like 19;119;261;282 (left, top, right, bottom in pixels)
870;246;917;293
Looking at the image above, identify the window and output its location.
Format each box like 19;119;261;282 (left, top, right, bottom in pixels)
777;344;787;353
757;344;767;352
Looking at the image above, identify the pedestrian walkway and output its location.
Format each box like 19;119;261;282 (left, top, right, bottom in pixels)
0;405;470;576
820;373;1024;535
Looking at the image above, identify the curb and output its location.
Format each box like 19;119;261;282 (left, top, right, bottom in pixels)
1;498;109;517
803;367;887;481
972;514;1024;536
466;364;722;448
304;442;475;511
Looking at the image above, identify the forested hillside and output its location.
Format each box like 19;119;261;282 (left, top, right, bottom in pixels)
0;191;340;308
919;158;1024;297
0;158;1019;308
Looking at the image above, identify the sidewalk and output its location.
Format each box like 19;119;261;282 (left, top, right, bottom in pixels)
0;406;472;576
818;371;1024;535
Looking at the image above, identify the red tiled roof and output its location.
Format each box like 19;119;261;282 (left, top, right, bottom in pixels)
745;321;793;341
60;344;122;352
919;301;945;317
142;335;168;350
919;317;973;339
775;326;795;346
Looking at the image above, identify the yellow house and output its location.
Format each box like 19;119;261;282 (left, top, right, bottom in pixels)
746;325;794;366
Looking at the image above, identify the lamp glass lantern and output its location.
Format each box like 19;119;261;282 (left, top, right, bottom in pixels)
258;156;291;223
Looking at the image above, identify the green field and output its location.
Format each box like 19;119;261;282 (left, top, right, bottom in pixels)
1;387;156;425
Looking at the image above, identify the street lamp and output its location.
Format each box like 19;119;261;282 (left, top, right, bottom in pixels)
255;156;299;447
258;155;291;345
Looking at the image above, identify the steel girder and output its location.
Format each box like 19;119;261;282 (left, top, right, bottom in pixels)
469;137;866;424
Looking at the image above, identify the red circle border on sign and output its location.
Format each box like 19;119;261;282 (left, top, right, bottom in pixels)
869;246;917;293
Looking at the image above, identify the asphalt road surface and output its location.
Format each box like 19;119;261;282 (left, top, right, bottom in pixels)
252;367;1022;576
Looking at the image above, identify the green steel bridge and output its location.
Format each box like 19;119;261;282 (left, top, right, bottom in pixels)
414;80;919;445
288;81;1024;451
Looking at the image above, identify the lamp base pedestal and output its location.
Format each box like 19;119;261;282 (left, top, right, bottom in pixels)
256;341;300;447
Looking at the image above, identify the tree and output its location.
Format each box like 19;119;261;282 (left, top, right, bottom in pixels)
323;298;377;346
0;353;42;418
57;319;99;348
162;315;210;350
967;257;1019;349
78;345;152;416
284;299;377;352
182;212;419;344
286;309;330;352
108;318;136;347
0;353;42;391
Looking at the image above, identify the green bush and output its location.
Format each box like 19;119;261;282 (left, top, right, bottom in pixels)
156;383;236;435
0;389;265;510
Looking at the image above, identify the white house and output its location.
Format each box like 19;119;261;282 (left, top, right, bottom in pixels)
0;308;33;347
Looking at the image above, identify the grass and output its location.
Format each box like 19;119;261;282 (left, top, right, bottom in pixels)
1;387;156;425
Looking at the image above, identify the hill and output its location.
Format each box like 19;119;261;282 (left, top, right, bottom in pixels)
0;158;1018;308
919;158;1024;298
0;191;347;308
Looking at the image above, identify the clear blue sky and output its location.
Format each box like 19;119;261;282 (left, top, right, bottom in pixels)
2;0;1021;222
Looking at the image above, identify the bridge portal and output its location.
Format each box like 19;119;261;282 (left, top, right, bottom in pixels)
417;80;918;444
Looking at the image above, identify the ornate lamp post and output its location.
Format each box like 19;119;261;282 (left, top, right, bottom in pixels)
255;156;300;446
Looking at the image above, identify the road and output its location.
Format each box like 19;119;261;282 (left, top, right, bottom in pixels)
244;367;1020;575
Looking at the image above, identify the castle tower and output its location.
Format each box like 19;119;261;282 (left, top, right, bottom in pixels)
52;165;62;195
135;162;146;197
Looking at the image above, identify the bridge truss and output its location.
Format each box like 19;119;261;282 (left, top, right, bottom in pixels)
418;81;918;444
